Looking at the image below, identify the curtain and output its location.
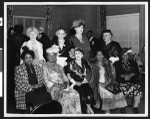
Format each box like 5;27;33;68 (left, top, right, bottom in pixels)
45;6;53;40
139;5;145;55
97;5;106;38
100;5;106;32
7;5;13;30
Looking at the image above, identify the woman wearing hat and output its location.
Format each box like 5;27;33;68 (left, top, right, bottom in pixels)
69;19;92;60
114;48;143;114
42;45;82;114
101;29;122;64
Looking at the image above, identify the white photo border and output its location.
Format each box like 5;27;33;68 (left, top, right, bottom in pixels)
4;1;148;117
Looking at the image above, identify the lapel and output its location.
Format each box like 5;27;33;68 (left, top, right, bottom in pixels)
21;63;39;83
33;64;40;82
59;40;67;54
21;64;29;82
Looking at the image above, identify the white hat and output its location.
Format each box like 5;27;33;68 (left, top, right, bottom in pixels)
46;44;60;53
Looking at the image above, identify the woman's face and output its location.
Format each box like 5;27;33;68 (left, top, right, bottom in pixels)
10;30;15;35
122;53;129;62
56;29;66;39
24;54;33;65
37;33;42;40
74;50;83;60
75;25;84;34
29;31;38;40
96;51;104;62
103;32;111;43
47;53;57;63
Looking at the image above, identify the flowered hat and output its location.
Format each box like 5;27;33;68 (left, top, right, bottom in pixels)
46;44;60;54
121;47;132;56
72;19;85;28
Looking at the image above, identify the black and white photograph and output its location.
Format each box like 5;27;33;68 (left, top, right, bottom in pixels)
0;1;149;118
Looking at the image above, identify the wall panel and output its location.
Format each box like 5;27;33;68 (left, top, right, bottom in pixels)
107;13;139;54
13;5;45;17
106;5;140;16
13;5;100;38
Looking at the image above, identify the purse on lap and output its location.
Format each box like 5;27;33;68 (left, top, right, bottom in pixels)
105;82;122;94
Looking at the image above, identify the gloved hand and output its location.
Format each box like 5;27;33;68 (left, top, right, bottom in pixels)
109;56;119;63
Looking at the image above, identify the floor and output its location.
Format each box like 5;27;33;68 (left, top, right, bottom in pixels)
6;74;146;115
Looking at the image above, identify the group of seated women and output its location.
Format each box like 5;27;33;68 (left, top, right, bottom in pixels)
14;44;142;114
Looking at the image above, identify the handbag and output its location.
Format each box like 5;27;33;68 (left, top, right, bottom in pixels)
105;82;122;94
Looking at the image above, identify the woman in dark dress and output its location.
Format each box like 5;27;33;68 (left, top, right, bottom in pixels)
101;29;122;64
66;47;95;114
114;48;143;114
69;19;92;60
52;28;74;58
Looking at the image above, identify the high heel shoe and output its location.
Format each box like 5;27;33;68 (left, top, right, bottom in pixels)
120;108;126;114
86;105;94;114
133;107;139;114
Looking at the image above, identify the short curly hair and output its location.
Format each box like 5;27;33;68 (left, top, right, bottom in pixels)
55;28;67;37
26;26;39;37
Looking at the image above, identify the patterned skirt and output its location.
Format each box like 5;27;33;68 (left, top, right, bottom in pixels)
98;84;127;110
120;82;143;97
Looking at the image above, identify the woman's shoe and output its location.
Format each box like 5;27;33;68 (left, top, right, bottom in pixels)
120;108;126;114
93;103;100;109
133;107;139;114
105;110;110;114
86;104;94;114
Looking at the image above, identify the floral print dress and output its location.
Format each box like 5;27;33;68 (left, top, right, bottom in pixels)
43;62;81;114
119;60;143;97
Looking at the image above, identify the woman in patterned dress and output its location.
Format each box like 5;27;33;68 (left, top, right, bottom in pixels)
114;48;143;114
14;47;51;113
42;45;81;114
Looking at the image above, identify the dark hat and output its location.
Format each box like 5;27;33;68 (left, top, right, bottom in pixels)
72;19;85;28
121;47;132;56
102;29;113;36
74;47;84;55
14;25;24;34
21;46;35;60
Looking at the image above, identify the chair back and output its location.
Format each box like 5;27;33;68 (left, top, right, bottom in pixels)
30;100;62;114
